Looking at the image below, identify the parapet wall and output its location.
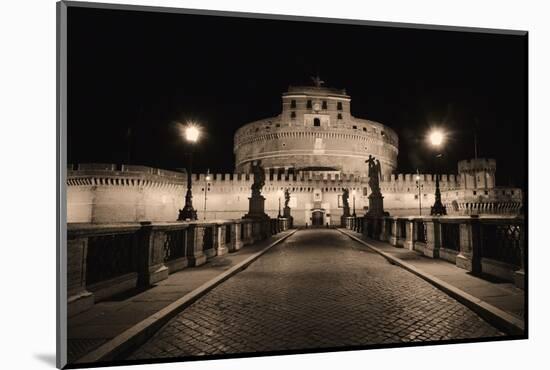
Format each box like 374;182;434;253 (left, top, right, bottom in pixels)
66;164;521;224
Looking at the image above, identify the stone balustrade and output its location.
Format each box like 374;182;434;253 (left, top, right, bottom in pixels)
67;217;288;317
353;215;525;289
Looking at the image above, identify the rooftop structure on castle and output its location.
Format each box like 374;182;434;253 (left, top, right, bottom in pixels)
234;83;398;176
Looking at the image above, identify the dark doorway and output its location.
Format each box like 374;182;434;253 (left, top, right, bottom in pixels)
311;210;324;226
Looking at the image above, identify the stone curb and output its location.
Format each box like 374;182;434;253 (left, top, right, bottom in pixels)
337;229;524;336
75;229;298;365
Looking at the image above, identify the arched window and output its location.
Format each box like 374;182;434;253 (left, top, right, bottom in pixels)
313;118;321;127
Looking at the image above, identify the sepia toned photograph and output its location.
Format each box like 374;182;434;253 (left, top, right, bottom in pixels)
58;1;527;368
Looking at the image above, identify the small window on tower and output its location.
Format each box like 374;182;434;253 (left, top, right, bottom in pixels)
307;100;312;109
352;125;357;129
363;127;367;132
322;101;327;109
291;111;296;119
337;102;343;110
313;118;321;127
290;100;296;108
337;113;342;120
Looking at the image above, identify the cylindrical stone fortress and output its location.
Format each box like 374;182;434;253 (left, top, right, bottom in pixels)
234;85;398;176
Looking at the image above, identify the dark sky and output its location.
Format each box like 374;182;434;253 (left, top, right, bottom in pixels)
67;6;527;188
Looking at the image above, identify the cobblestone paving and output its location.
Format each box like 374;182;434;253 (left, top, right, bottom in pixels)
128;229;503;360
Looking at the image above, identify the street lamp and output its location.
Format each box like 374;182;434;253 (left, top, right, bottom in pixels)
203;169;210;220
352;189;356;217
178;123;201;221
277;189;283;218
415;170;423;216
427;128;447;216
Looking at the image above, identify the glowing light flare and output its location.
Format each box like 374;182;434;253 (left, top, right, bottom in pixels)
179;122;201;143
428;129;445;147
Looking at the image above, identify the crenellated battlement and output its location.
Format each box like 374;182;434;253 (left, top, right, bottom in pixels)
458;158;496;173
67;163;461;190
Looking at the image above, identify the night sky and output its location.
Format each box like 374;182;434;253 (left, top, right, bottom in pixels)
67;6;527;188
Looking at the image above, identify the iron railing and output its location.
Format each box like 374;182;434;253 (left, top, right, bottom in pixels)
481;222;523;267
163;228;186;262
86;232;138;285
441;223;460;251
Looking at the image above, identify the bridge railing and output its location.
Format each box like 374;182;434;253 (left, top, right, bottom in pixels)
346;214;525;289
67;217;288;317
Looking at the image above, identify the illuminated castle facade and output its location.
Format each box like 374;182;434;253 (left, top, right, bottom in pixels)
67;85;523;225
234;85;398;177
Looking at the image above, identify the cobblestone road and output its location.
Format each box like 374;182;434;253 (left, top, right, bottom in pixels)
128;229;503;360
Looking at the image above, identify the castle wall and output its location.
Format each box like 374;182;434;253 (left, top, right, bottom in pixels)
67;165;485;225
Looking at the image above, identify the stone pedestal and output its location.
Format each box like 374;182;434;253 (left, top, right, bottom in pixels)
229;222;243;252
367;193;385;218
379;218;389;241
456;253;473;271
243;195;270;220
216;224;229;256
389;219;399;246
138;222;170;286
456;216;481;273
404;219;415;250
283;207;293;228
424;219;440;258
186;224;207;267
67;237;94;317
241;221;254;245
203;225;217;260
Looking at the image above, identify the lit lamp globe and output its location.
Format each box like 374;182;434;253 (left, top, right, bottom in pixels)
429;129;445;147
184;125;200;143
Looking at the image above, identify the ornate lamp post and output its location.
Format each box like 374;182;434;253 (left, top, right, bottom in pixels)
352;189;357;217
178;123;200;221
277;189;283;218
415;169;423;216
203;169;210;220
428;129;447;216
